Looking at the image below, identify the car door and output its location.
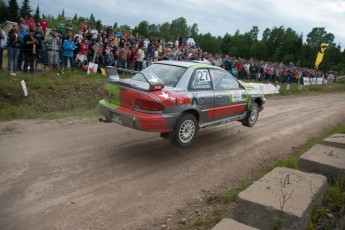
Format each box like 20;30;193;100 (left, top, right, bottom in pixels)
210;69;247;121
188;68;215;124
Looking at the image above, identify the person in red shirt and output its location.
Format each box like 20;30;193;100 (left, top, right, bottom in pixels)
40;16;48;38
81;21;88;32
27;16;36;30
76;38;89;63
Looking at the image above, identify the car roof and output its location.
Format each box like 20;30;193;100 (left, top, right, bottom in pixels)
156;60;220;69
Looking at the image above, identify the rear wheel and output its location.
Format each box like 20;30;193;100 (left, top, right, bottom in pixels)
173;113;198;148
242;103;259;127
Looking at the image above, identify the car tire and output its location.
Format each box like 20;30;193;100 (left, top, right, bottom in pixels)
173;113;198;148
241;102;259;127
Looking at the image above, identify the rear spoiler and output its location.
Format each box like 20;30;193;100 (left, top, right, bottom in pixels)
107;71;164;92
142;73;164;91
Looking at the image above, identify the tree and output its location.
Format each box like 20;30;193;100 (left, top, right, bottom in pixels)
90;13;95;22
19;0;31;18
170;17;188;38
306;27;335;49
118;24;132;33
113;22;118;31
245;26;259;43
73;13;77;21
159;22;170;41
148;23;159;38
8;0;19;22
134;20;149;37
0;0;9;23
189;23;199;39
95;19;102;30
33;5;40;22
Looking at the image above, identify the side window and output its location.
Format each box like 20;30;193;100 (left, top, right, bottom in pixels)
211;69;240;90
189;69;213;91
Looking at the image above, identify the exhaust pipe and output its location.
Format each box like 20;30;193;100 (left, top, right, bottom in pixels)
99;116;112;123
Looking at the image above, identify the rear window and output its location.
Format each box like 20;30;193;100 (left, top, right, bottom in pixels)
138;63;187;87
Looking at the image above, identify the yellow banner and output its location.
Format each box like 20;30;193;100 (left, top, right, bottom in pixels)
315;43;329;69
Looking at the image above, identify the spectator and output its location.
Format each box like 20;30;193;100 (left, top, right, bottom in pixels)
62;35;75;68
128;45;138;70
91;27;98;40
73;36;80;61
34;24;44;71
23;28;37;74
0;27;7;71
7;25;21;75
17;22;28;71
119;42;129;69
46;28;61;69
40;16;48;38
81;21;88;32
74;29;83;41
76;38;89;63
104;43;115;66
153;44;160;62
27;16;36;30
136;44;145;71
57;22;65;35
66;19;73;33
19;17;28;31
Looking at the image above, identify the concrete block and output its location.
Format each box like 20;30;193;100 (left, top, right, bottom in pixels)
322;133;345;149
233;167;327;230
299;144;345;178
212;218;259;230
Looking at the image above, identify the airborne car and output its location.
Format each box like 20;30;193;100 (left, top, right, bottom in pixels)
99;61;265;148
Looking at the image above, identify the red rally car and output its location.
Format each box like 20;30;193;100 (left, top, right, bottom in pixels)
99;61;266;148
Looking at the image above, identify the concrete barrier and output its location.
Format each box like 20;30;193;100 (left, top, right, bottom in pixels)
212;218;259;230
321;133;345;149
233;167;327;230
299;138;345;178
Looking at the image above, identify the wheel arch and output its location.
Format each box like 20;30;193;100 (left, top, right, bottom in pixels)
254;97;263;109
167;109;200;142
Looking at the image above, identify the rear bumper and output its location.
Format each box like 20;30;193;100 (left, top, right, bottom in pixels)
98;100;175;133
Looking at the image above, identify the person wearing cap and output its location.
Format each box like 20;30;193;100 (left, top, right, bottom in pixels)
164;41;173;54
23;28;38;74
34;24;44;70
46;28;61;70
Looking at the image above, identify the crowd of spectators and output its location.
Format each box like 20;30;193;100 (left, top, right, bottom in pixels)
0;16;341;82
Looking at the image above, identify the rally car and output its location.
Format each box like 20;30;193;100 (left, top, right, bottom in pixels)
99;61;265;148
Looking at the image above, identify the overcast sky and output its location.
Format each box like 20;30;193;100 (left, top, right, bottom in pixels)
22;0;345;47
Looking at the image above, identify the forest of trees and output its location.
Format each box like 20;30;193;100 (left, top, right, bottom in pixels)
1;0;344;72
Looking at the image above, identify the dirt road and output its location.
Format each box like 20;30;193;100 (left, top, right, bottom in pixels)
0;93;344;230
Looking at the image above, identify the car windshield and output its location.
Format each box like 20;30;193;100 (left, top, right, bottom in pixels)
134;63;187;87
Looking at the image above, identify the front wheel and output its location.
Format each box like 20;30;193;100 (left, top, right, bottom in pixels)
172;113;198;148
241;103;259;127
